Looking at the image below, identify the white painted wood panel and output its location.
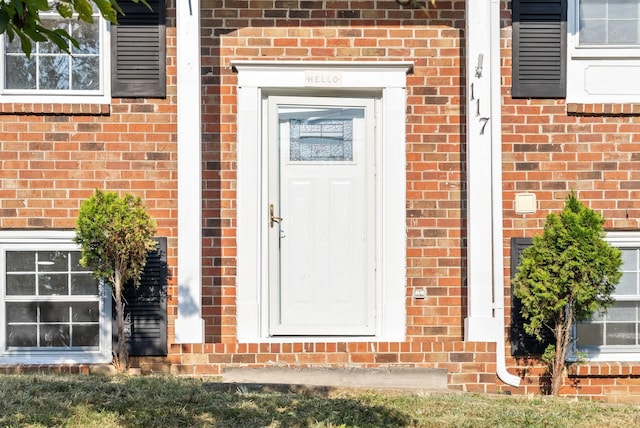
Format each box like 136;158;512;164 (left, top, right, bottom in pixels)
270;99;374;335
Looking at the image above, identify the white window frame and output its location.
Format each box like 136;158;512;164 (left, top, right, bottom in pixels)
0;230;112;364
572;231;640;362
568;0;640;103
0;11;111;105
232;61;411;343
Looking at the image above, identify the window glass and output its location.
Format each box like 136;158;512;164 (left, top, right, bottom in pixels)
6;251;35;272
576;247;640;350
74;325;100;346
40;56;70;90
6;302;37;323
579;0;640;45
7;325;37;347
616;272;638;295
72;57;100;90
576;322;603;346
5;56;36;90
283;107;364;162
616;249;640;295
72;302;100;322
580;0;605;19
6;274;36;295
38;251;69;272
38;273;69;295
606;322;637;346
2;12;101;93
4;250;101;350
71;273;99;295
290;118;354;162
72;21;100;55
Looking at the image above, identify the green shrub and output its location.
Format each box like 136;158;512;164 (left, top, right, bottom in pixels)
513;192;622;395
74;189;156;371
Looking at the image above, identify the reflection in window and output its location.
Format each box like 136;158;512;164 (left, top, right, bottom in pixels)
3;12;100;91
579;0;640;45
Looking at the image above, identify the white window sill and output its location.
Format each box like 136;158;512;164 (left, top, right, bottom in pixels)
0;94;110;105
571;347;640;363
572;47;640;59
0;351;112;365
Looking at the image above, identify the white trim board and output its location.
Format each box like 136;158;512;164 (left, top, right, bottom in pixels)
175;0;204;343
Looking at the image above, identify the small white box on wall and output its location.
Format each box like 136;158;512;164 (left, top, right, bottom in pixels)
515;193;536;215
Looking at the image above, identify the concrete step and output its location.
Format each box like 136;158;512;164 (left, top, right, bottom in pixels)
221;367;448;391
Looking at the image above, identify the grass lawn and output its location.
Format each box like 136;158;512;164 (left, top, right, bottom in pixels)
0;374;638;427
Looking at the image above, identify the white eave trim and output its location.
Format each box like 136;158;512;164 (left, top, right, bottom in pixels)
231;60;414;71
231;61;413;89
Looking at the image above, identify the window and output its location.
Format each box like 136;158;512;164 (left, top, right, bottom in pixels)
511;0;640;102
569;0;640;102
575;232;640;361
5;14;101;92
0;0;167;103
578;0;640;46
0;8;109;103
0;231;111;364
289;115;355;162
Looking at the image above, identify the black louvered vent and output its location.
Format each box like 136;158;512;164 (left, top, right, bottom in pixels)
512;0;567;98
111;0;166;98
510;237;555;356
114;237;168;356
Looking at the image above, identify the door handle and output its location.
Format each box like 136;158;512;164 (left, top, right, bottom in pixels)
270;204;283;228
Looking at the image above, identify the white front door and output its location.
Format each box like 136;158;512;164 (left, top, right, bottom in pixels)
268;96;376;336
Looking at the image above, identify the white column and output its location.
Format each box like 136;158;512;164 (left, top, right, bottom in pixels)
464;0;496;342
175;0;204;343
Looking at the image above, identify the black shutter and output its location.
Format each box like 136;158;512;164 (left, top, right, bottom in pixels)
114;237;168;356
510;237;555;356
111;0;166;98
512;0;567;98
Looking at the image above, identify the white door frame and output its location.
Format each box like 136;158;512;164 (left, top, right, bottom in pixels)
234;61;411;342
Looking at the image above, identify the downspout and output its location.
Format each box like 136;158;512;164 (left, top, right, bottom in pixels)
489;0;520;388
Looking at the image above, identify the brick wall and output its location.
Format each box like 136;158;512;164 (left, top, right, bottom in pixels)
0;25;178;228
